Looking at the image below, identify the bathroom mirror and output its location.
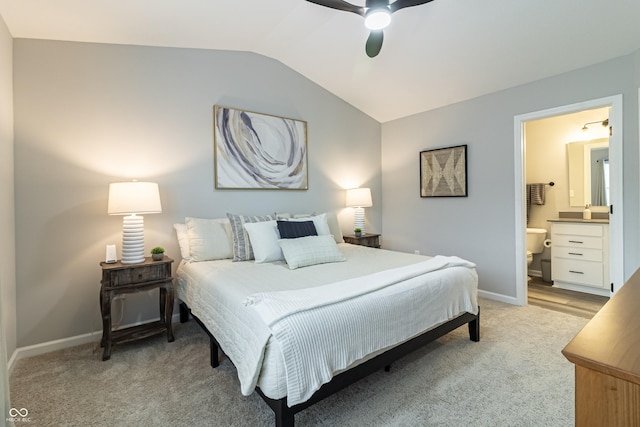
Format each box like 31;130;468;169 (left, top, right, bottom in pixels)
567;138;609;207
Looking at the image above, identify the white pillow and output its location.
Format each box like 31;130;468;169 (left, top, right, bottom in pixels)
283;213;331;236
227;213;276;261
173;223;191;260
325;212;344;243
243;220;283;263
185;217;234;261
278;235;346;270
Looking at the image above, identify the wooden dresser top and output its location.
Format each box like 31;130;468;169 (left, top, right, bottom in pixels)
562;268;640;385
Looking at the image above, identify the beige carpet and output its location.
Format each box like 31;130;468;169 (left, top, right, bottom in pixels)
9;298;588;426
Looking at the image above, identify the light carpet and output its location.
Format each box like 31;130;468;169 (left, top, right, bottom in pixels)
9;298;588;426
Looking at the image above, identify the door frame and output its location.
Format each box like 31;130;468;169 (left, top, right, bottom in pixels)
513;95;624;306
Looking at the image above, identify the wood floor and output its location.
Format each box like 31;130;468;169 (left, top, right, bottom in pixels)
528;276;609;319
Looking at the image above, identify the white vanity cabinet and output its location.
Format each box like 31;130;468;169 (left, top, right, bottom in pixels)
550;222;610;296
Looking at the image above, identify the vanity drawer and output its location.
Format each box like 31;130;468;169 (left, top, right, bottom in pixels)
552;235;603;250
552;258;604;287
553;247;602;262
552;223;603;237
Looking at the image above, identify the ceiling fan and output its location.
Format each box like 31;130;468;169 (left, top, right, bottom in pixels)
305;0;435;57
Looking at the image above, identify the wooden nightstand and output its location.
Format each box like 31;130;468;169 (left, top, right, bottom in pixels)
99;256;175;361
344;233;381;248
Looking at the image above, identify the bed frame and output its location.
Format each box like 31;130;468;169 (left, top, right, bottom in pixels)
179;301;479;427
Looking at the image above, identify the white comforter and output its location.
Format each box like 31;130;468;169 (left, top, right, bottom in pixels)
176;245;478;406
245;256;477;405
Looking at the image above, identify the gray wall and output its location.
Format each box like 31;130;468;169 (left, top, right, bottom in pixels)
0;15;16;359
381;52;640;299
10;37;640;347
13;39;381;347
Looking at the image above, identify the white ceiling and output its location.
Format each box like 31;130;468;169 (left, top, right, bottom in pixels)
1;0;640;122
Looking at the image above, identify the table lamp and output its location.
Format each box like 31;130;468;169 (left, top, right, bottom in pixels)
346;187;372;235
108;181;162;264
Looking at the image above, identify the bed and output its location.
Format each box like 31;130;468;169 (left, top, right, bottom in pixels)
174;213;479;426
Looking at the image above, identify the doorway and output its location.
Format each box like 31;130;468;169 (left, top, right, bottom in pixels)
527;275;608;318
514;95;624;306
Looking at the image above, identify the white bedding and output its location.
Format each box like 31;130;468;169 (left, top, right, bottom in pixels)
176;244;478;404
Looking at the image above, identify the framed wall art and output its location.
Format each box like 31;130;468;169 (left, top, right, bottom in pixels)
420;144;467;197
214;105;308;190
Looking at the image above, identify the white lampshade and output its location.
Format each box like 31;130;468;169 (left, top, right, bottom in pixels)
346;187;373;208
108;181;162;264
108;181;162;215
346;187;372;235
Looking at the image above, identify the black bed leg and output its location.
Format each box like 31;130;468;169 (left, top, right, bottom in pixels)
209;337;220;368
179;302;189;323
274;399;295;427
276;414;294;427
189;311;221;368
469;306;480;342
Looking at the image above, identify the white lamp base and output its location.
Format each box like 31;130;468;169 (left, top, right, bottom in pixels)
121;214;145;264
353;207;365;235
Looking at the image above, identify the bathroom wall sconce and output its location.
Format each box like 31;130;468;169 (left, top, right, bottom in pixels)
581;118;609;131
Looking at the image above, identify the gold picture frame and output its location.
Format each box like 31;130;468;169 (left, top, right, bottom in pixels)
214;105;308;190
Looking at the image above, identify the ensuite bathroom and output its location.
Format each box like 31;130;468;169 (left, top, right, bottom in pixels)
524;106;612;312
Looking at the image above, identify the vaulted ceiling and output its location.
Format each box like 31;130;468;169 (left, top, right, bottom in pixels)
1;0;639;122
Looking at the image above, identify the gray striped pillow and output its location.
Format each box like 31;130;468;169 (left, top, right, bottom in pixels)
227;213;275;261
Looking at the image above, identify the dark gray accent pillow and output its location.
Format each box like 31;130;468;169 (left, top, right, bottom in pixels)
277;220;318;239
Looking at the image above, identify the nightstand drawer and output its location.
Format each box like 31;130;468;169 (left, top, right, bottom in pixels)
112;264;166;286
344;233;381;248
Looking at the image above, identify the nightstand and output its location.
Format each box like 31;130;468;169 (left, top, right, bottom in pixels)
344;233;381;248
99;256;175;361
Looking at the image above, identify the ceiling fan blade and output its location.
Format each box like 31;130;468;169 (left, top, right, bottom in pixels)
390;0;435;13
305;0;365;16
365;0;391;8
365;30;384;57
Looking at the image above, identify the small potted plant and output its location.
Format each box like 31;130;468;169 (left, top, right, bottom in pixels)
151;246;165;261
354;228;362;238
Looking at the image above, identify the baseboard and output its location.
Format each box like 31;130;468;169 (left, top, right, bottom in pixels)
8;349;18;376
9;313;181;371
529;269;542;278
12;330;102;370
478;289;519;305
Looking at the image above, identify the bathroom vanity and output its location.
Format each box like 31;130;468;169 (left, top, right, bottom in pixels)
548;219;610;296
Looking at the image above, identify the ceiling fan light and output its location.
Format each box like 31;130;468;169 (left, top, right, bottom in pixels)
365;9;391;30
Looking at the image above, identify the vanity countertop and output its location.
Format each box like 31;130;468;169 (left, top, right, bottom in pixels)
548;218;609;224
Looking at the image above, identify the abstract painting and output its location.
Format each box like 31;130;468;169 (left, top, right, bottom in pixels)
420;145;467;197
214;105;308;190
